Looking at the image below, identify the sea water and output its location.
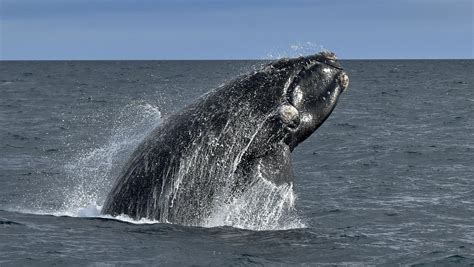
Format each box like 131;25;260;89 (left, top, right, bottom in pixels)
0;60;473;265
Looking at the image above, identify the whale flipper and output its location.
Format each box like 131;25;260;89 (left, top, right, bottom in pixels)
233;143;294;193
258;143;294;185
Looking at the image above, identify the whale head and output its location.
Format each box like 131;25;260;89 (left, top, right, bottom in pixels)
274;52;349;150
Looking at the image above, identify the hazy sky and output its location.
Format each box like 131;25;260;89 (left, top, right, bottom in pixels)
1;0;472;59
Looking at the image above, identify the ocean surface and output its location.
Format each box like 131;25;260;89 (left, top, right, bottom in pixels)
0;59;473;266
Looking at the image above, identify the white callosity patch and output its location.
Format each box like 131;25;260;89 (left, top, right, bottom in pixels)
291;85;304;107
283;75;294;95
322;67;332;74
340;72;350;90
301;114;313;124
278;104;299;125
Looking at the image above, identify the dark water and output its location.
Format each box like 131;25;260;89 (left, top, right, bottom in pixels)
1;60;473;265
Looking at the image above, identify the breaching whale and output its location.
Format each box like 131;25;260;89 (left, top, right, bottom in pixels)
102;52;349;225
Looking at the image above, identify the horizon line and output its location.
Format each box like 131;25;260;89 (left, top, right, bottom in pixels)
1;58;473;61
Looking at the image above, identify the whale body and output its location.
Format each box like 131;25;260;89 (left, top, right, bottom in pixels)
102;52;349;225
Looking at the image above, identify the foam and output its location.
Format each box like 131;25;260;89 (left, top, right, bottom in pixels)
11;205;159;225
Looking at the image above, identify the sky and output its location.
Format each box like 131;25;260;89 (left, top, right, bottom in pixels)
0;0;472;60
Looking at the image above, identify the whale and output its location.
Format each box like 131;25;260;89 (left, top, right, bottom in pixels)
102;52;349;225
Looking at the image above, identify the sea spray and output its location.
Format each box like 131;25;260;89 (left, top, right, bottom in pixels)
205;165;305;230
20;73;307;230
51;100;305;230
60;102;161;214
265;41;324;59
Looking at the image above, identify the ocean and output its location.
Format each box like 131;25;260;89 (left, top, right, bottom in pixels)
0;60;473;265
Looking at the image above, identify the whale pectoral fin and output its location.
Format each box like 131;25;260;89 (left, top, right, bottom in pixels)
257;143;294;185
233;143;294;193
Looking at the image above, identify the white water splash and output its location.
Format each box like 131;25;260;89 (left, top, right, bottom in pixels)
205;165;305;230
265;41;324;59
57;100;305;230
59;102;161;215
18;92;306;230
15;205;159;225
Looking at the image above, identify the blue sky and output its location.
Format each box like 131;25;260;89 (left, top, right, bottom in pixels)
1;0;472;59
